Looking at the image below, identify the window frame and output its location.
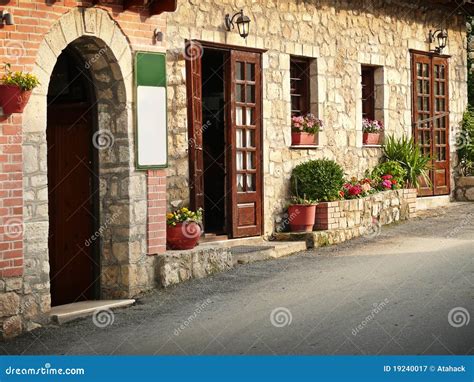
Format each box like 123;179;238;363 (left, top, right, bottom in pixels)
361;66;376;121
290;57;311;117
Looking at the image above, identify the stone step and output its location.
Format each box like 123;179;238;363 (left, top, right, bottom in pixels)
416;195;452;210
50;299;135;324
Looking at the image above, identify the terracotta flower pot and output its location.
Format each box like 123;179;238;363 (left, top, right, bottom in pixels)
291;132;318;146
288;204;317;232
363;132;381;145
0;85;32;114
166;221;202;250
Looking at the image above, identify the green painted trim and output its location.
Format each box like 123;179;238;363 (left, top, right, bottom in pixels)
134;51;169;170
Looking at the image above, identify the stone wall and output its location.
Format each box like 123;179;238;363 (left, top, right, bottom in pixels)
0;4;168;338
455;176;474;201
165;0;467;236
315;189;417;232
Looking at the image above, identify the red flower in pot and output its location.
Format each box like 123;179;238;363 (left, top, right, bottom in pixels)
291;113;322;146
166;207;203;250
0;63;40;115
362;118;383;145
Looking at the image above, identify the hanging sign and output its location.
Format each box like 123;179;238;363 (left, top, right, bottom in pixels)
135;51;168;169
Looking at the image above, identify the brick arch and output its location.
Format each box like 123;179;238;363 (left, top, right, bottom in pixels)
21;6;151;326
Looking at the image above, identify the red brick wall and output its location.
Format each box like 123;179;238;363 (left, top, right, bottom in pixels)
147;170;167;255
0;1;169;278
0;114;24;278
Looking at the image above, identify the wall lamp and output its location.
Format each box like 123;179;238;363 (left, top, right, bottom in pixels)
429;29;448;54
0;10;14;26
225;9;251;39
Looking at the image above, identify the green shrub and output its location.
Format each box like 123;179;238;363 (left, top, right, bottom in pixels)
382;135;432;188
290;159;345;202
458;109;474;176
370;161;407;187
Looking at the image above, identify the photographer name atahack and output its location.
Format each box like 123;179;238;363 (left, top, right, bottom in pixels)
437;365;466;373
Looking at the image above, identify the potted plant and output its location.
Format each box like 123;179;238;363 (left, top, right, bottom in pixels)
362;118;384;145
166;207;203;250
287;195;318;232
0;63;40;115
291;113;323;146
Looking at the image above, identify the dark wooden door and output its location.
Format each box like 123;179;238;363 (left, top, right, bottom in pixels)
47;103;97;306
412;53;450;196
228;50;262;238
186;41;205;212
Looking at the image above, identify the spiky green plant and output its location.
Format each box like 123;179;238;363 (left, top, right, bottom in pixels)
382;135;432;188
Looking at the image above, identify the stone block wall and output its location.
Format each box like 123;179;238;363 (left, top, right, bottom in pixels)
165;0;467;236
315;189;417;231
455;176;474;201
0;3;169;338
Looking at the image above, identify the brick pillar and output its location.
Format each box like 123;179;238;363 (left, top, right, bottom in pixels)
0;115;24;278
146;170;167;255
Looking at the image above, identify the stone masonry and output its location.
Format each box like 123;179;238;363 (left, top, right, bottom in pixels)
0;4;168;338
455;176;474;201
165;0;467;237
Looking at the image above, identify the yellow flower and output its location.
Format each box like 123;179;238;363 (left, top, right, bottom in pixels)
166;213;173;219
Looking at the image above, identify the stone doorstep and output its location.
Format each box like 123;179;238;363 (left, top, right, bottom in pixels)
232;241;307;265
416;195;452;211
49;299;135;325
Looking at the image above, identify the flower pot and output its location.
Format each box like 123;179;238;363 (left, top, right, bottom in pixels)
288;204;317;232
0;85;32;114
166;221;202;250
291;132;318;146
363;132;381;145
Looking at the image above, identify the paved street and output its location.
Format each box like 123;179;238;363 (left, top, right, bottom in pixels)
1;203;473;355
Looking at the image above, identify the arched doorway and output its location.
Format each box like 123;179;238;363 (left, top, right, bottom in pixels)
47;47;100;306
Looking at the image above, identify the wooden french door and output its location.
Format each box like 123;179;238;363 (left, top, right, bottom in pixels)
186;43;262;238
411;52;450;196
228;50;262;238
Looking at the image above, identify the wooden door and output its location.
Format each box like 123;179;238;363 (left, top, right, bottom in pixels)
228;50;262;238
47;103;97;306
411;53;450;196
186;41;205;211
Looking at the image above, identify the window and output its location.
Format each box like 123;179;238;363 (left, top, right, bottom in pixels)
290;58;311;116
361;66;375;121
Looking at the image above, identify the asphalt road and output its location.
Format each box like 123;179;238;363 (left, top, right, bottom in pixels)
2;203;473;355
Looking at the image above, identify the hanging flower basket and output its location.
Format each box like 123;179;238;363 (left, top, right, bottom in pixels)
0;85;32;114
0;64;39;115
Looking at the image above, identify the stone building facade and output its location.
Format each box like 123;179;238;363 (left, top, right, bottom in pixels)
165;0;469;236
0;1;172;338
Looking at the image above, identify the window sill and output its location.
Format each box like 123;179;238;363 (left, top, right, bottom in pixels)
290;145;320;149
362;144;383;148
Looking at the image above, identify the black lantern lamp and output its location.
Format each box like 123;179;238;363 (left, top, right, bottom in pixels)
429;29;448;54
225;9;251;39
